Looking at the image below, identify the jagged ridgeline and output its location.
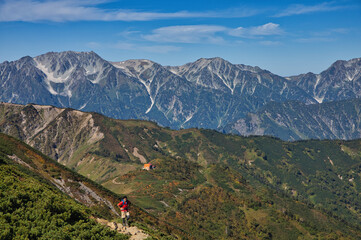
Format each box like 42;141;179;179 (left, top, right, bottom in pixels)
1;103;361;239
0;133;186;239
1;51;360;140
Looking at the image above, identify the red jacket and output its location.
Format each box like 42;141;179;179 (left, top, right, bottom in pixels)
118;200;129;212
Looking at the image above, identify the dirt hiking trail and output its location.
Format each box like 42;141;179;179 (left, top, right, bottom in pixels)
94;218;149;240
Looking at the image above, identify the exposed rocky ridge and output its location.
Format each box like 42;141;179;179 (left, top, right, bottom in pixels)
0;102;141;183
1;51;361;139
0;51;318;131
225;98;361;141
0;51;149;121
288;58;361;103
167;57;315;103
0;102;104;164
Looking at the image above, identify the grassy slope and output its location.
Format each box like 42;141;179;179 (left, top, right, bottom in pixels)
95;116;361;226
86;117;361;239
0;133;187;239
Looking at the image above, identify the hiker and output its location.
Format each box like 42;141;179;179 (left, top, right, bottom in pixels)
117;196;130;228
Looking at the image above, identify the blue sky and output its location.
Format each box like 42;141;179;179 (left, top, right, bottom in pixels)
0;0;360;76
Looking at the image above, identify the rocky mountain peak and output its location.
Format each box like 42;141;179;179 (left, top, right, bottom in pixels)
0;51;360;131
193;57;232;69
12;56;36;70
325;58;361;82
110;59;160;78
33;51;114;92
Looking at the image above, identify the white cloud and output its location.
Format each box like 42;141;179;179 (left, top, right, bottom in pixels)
274;2;349;17
229;23;284;38
143;23;284;44
89;23;284;49
0;0;261;22
143;25;227;44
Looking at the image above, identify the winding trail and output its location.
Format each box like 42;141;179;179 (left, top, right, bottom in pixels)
94;218;149;240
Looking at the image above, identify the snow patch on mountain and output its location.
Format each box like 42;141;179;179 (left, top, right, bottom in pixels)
181;111;196;128
34;60;59;95
345;69;360;81
314;96;324;103
34;59;73;84
112;60;157;113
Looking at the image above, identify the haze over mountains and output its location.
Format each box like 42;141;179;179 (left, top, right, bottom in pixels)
1;51;360;140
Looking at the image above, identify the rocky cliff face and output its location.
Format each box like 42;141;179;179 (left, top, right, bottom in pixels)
0;103;104;165
0;51;150;121
2;51;361;139
167;57;315;104
0;102;157;183
289;58;361;103
0;51;318;130
226;98;361;141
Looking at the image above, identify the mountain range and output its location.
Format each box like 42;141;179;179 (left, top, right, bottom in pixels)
2;51;360;140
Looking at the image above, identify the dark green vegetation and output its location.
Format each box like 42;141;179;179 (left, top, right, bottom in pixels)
0;136;127;240
2;103;361;239
0;134;185;239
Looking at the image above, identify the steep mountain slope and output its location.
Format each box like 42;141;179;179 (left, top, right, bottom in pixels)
0;51;321;131
225;98;361;141
289;58;361;103
0;51;150;120
2;103;361;239
167;57;316;128
0;133;186;239
167;57;315;103
111;59;208;128
0;102;144;183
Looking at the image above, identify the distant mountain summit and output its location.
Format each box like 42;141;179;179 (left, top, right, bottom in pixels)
1;51;360;139
289;57;361;103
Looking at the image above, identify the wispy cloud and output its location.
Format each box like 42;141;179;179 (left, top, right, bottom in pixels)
143;25;227;44
0;0;261;22
143;23;284;44
274;2;349;17
229;23;284;38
